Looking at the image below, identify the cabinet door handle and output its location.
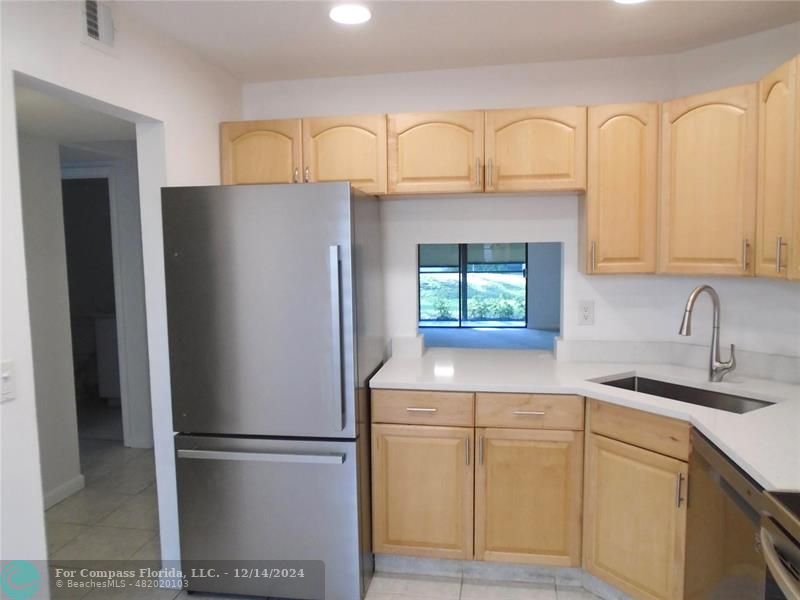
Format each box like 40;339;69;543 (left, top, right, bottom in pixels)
590;241;597;273
293;167;299;183
675;472;685;507
478;435;484;465
488;158;493;188
475;158;481;187
742;239;750;270
406;407;437;413
465;436;471;466
776;236;786;273
304;166;310;183
512;410;546;416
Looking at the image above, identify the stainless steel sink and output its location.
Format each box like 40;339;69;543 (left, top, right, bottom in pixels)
597;376;774;414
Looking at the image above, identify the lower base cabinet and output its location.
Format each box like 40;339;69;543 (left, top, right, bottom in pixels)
371;424;474;559
583;433;688;600
475;428;584;566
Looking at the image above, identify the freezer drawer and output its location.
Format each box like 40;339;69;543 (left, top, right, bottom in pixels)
175;435;364;599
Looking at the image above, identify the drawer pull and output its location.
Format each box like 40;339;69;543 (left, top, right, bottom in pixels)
512;410;546;416
406;407;438;413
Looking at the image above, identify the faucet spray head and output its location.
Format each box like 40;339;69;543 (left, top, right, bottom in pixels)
678;310;692;336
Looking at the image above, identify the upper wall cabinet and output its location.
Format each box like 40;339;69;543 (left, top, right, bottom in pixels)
220;119;302;185
659;84;758;275
302;115;387;194
585;103;658;274
387;111;485;194
485;107;587;192
757;57;799;279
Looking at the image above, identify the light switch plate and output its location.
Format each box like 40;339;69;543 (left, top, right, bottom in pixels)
578;301;595;326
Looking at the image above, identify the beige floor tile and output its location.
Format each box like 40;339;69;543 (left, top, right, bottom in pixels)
91;455;155;496
50;525;155;562
131;538;161;561
369;574;409;594
47;522;90;555
461;579;557;600
46;488;131;525
98;491;158;530
364;592;395;600
400;574;461;598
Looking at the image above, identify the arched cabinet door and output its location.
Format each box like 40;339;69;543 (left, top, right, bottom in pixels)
757;56;798;279
585;103;658;274
659;84;758;275
387;111;484;194
485;106;586;192
302;115;387;194
220;119;302;184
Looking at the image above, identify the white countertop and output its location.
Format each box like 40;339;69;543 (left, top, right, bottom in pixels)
369;347;800;491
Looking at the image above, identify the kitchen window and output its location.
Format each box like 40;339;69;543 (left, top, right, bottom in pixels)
418;242;562;350
418;243;527;327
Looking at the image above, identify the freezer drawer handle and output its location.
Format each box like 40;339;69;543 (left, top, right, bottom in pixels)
329;245;345;431
177;449;346;465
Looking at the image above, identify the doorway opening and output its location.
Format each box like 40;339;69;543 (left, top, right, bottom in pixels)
15;80;160;565
62;178;123;443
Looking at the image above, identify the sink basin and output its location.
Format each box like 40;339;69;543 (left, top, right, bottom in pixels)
597;376;774;414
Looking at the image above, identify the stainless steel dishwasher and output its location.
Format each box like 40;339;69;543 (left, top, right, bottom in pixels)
685;430;800;600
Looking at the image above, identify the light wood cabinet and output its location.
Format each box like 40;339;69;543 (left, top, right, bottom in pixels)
475;428;583;566
585;103;658;273
659;84;758;275
371;424;474;559
302;115;387;194
387;111;484;194
220;119;302;184
583;433;688;600
757;57;799;278
484;107;587;192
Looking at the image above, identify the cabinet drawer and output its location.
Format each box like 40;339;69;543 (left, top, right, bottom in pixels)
476;393;584;430
372;390;474;426
588;398;690;461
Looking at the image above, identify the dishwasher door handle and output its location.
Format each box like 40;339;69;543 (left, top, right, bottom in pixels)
177;448;346;465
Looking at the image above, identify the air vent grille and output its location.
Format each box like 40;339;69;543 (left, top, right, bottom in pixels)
85;0;100;40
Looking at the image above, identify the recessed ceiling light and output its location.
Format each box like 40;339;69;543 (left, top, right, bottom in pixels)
613;0;649;4
329;4;371;25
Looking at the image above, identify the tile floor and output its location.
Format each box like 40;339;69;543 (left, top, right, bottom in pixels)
47;439;161;599
365;573;600;600
45;440;600;600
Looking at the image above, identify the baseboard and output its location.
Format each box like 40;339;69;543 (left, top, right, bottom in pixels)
374;554;633;600
44;474;85;509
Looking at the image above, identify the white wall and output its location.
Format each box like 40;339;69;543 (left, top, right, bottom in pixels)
1;0;241;569
244;22;800;360
527;243;562;331
18;134;85;510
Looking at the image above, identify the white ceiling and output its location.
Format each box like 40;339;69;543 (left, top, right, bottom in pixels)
119;0;800;82
15;85;136;143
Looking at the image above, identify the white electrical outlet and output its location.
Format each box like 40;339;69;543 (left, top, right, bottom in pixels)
579;301;595;326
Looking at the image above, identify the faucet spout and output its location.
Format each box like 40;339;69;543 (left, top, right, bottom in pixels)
678;285;736;382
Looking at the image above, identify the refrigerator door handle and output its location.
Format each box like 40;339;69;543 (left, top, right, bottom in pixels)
329;244;345;431
177;448;346;465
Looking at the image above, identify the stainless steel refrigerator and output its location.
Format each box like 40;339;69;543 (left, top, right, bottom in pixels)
162;182;384;599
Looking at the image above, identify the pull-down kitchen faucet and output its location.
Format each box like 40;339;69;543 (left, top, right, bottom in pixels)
678;285;736;382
